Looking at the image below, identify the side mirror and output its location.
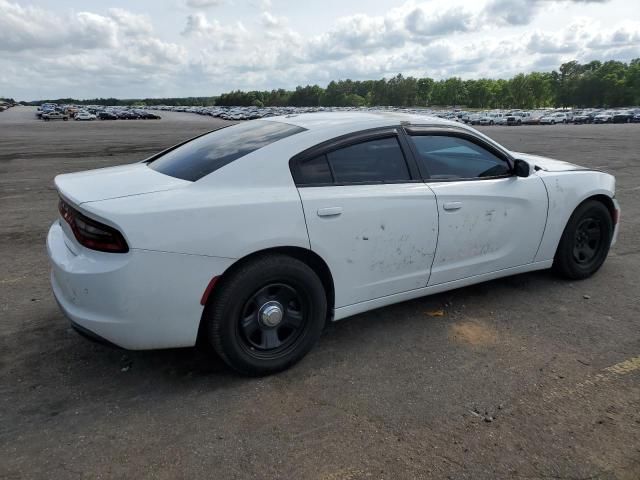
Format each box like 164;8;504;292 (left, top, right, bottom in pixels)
513;159;530;178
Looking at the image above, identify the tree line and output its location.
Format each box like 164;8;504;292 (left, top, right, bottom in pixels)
25;59;640;109
24;96;217;107
216;59;640;109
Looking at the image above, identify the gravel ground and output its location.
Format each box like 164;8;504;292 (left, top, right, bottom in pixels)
1;106;639;480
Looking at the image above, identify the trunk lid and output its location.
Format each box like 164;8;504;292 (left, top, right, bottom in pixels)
54;163;190;205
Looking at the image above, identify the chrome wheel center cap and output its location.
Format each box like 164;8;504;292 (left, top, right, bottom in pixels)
259;301;284;328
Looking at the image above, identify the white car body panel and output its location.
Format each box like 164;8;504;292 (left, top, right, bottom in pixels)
47;112;619;350
534;169;618;261
334;260;553;321
55;163;190;205
48;220;234;349
299;183;438;307
426;175;548;285
510;151;619;258
511;152;582;172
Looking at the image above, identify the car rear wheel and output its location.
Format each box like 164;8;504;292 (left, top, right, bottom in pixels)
205;254;327;376
553;200;613;280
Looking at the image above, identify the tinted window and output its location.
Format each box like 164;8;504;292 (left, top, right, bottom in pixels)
149;120;305;181
326;137;410;184
295;154;333;185
410;135;510;179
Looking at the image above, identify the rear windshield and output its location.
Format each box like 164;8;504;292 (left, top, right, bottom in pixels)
148;120;305;181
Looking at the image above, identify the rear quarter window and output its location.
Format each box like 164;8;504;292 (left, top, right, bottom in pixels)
148;120;305;181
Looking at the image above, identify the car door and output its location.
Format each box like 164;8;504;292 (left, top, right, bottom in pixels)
405;128;548;286
291;129;439;308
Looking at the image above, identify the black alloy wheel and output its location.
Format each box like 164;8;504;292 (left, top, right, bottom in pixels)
554;200;613;279
205;254;327;376
572;217;603;265
238;283;307;356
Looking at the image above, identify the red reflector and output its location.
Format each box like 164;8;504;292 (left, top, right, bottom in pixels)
201;276;220;305
612;208;620;225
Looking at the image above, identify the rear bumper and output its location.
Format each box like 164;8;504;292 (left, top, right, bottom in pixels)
47;220;235;350
69;319;123;348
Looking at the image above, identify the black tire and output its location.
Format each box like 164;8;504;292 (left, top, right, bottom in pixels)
553;200;613;280
205;254;327;376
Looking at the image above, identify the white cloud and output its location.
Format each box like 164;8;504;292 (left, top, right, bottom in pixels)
184;0;224;8
181;12;248;50
0;0;636;100
108;8;154;36
261;11;283;29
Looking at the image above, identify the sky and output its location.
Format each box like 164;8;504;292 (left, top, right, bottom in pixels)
1;0;639;100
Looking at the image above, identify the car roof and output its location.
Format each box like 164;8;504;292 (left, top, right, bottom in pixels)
262;111;462;132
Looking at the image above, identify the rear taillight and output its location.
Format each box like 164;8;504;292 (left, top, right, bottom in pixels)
58;198;129;253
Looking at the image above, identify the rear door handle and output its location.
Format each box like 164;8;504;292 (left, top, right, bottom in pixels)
317;207;343;217
443;202;462;211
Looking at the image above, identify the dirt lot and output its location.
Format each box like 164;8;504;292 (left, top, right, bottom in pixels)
1;106;639;479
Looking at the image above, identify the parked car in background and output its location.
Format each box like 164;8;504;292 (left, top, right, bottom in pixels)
612;110;635;123
48;112;619;375
117;110;138;120
133;110;161;120
506;111;530;126
540;112;569;125
572;111;597;124
42;111;69;121
522;112;546;125
479;112;506;126
594;111;614;124
75;111;96;121
466;113;483;125
98;111;118;120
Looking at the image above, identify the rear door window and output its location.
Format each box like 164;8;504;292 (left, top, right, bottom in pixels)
149;120;305;181
326;137;410;184
294;154;333;185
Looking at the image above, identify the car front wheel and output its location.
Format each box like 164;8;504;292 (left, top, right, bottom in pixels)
205;254;327;376
553;200;613;280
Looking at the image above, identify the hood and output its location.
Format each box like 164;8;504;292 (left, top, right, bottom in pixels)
55;163;190;205
510;151;584;172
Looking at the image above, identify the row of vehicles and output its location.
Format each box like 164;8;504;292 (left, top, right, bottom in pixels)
461;108;640;126
149;105;311;121
34;102;639;125
148;104;640;125
36;104;161;121
0;101;15;112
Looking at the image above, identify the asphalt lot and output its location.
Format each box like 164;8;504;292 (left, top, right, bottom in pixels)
1;106;639;479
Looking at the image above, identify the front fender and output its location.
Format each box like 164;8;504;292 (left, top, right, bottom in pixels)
534;170;616;262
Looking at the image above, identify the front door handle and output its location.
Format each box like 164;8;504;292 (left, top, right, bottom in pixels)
443;201;462;211
317;207;343;217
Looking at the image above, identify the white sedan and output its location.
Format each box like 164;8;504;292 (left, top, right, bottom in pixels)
75;111;97;121
47;112;620;375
